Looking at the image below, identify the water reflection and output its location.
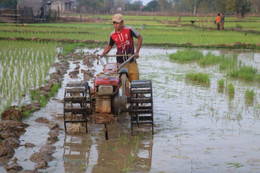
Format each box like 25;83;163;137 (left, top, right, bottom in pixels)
62;120;153;172
63;134;92;172
91;130;153;172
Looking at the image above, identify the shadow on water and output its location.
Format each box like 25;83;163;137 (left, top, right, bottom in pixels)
1;47;260;172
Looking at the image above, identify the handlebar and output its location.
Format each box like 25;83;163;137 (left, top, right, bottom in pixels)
117;54;135;71
96;54;136;72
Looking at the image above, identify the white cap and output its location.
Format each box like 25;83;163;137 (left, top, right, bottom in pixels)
112;14;123;23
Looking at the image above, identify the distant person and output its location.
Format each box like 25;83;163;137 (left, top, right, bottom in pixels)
221;12;225;30
99;14;143;96
216;13;221;30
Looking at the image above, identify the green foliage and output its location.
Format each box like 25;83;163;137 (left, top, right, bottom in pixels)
143;0;159;11
169;49;203;63
226;0;251;18
185;72;210;85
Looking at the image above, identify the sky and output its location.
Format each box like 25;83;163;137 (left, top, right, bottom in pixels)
141;0;152;6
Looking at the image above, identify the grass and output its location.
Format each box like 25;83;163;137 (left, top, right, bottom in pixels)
185;72;210;85
1;15;260;47
61;43;88;55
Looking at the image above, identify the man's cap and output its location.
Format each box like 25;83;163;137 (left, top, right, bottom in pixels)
112;14;123;23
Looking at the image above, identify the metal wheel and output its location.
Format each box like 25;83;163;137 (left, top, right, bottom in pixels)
112;92;120;116
63;81;92;133
120;73;127;111
130;80;154;135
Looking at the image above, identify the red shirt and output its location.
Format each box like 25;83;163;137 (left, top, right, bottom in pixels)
109;26;139;63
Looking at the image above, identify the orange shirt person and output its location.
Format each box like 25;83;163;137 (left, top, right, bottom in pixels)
216;13;221;30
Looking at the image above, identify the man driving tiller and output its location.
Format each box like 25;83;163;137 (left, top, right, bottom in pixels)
99;13;143;97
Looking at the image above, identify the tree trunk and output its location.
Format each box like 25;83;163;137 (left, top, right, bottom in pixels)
236;10;241;18
193;0;197;15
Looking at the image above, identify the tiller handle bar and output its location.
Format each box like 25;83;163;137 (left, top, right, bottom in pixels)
97;54;136;72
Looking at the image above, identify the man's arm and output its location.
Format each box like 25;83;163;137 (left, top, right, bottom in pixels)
135;35;142;58
100;45;112;57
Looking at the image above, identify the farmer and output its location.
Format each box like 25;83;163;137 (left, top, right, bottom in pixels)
221;12;225;30
216;13;221;30
99;13;143;96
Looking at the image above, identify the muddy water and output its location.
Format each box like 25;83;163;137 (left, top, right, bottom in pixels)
1;48;260;172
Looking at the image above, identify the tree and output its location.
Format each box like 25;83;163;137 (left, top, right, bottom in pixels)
143;0;159;12
226;0;251;18
104;0;114;13
125;0;142;11
158;0;169;12
251;0;260;14
193;0;217;14
0;0;17;8
77;0;105;13
216;0;227;12
173;0;193;13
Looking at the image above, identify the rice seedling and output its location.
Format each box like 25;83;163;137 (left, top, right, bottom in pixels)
227;83;235;98
257;74;260;83
245;89;255;104
229;66;257;82
185;72;210;85
169;49;203;63
219;54;238;71
218;79;225;89
227;162;243;168
199;52;222;66
41;95;48;107
50;83;60;95
218;79;225;93
0;40;57;114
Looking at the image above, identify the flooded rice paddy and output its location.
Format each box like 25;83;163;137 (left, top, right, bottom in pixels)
1;47;260;172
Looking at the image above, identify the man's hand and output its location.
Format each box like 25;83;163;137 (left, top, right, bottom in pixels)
95;54;100;60
96;54;104;60
134;52;139;58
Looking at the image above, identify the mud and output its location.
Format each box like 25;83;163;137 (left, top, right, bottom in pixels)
0;47;260;172
93;113;115;124
1;109;22;121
